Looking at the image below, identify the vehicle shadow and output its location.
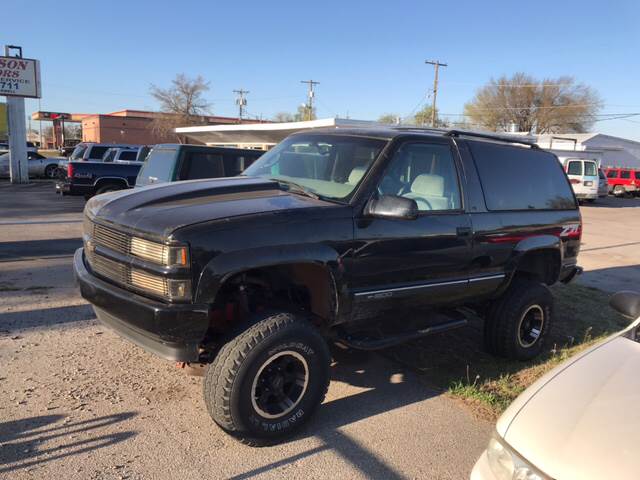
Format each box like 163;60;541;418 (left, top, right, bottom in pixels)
230;349;443;480
0;238;82;261
582;196;640;209
0;412;137;475
0;304;95;333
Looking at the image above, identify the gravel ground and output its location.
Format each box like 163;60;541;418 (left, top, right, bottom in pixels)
0;183;492;479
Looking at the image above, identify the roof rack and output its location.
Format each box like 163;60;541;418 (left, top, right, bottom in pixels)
445;130;539;149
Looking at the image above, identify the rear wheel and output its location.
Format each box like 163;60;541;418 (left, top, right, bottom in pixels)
484;278;553;360
613;185;625;197
44;164;58;179
203;311;330;445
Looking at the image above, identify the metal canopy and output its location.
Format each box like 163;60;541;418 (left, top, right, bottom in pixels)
175;118;380;147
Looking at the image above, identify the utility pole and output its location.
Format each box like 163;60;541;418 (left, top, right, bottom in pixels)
233;89;249;122
425;60;447;127
300;79;320;121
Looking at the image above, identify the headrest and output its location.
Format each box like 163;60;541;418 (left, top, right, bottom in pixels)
411;174;444;196
348;166;367;184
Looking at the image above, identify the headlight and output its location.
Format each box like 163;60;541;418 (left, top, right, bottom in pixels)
130;237;189;267
486;434;547;480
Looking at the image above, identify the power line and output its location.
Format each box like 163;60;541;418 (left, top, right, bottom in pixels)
300;80;320;121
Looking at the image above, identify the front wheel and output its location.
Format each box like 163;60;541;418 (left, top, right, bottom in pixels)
203;311;330;445
484;278;553;361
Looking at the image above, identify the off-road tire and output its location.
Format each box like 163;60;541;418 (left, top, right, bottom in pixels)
203;311;330;446
484;278;553;361
95;184;123;195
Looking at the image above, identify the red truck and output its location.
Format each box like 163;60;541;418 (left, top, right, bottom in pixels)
604;167;640;196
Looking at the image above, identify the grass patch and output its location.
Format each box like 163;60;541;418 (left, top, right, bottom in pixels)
385;283;629;419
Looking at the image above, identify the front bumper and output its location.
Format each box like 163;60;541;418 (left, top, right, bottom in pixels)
470;451;496;480
73;248;209;362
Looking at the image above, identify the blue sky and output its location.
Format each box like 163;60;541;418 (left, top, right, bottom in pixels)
4;0;640;139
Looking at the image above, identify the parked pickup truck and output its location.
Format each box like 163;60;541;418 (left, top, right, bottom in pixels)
56;160;142;198
75;127;582;445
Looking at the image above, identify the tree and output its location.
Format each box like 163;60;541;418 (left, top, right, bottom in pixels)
378;113;401;124
294;105;316;122
413;104;446;127
463;73;601;133
149;74;211;137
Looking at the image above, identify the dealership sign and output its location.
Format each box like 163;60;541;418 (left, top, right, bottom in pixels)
0;56;41;98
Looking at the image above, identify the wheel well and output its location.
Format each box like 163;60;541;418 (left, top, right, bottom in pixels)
514;249;560;285
95;178;127;189
210;263;336;332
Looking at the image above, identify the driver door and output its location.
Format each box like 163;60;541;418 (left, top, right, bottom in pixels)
347;139;473;319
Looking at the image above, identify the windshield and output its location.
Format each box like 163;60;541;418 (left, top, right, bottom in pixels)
70;144;87;160
243;134;386;201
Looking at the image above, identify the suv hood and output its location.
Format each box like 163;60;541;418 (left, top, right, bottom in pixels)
85;176;336;239
500;335;640;480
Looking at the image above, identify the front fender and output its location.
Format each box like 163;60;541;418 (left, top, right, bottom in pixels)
194;243;344;305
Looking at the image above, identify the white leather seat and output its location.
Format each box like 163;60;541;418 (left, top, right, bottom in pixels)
403;174;449;210
347;166;367;184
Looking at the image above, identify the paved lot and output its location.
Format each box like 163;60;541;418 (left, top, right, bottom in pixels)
1;183;639;480
577;195;640;292
0;183;491;479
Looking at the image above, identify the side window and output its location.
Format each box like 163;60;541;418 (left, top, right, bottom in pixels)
183;152;224;180
468;141;575;211
607;170;618;178
377;142;461;211
567;161;582;176
89;146;109;160
119;151;137;161
621;170;631;179
223;154;248;177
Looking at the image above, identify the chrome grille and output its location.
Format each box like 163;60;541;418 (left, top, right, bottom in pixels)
93;223;130;255
86;249;168;298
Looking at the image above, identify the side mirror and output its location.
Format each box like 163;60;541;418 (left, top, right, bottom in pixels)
365;195;418;220
610;291;640;319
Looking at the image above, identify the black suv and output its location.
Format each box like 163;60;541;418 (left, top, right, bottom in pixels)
74;127;582;444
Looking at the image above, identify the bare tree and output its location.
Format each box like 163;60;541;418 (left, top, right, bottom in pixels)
149;74;211;138
464;73;601;133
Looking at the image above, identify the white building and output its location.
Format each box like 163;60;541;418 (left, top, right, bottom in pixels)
535;133;640;169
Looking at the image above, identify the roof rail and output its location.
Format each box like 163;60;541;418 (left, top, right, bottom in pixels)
390;126;447;134
445;130;539;149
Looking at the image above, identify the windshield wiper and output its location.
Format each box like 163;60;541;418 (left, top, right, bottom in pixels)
272;179;320;200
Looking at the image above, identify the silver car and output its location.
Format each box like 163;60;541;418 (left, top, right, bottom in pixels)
472;291;640;480
0;151;65;178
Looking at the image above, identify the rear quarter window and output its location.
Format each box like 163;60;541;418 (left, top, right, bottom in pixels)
468;141;576;211
136;148;178;186
607;170;618;178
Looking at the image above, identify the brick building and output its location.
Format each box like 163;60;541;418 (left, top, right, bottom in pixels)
81;110;269;145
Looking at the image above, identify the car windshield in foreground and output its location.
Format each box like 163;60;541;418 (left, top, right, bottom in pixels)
242;134;386;202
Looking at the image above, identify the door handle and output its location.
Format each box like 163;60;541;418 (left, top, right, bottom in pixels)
456;226;472;237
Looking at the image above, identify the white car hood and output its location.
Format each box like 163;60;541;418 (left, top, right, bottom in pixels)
501;336;640;480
